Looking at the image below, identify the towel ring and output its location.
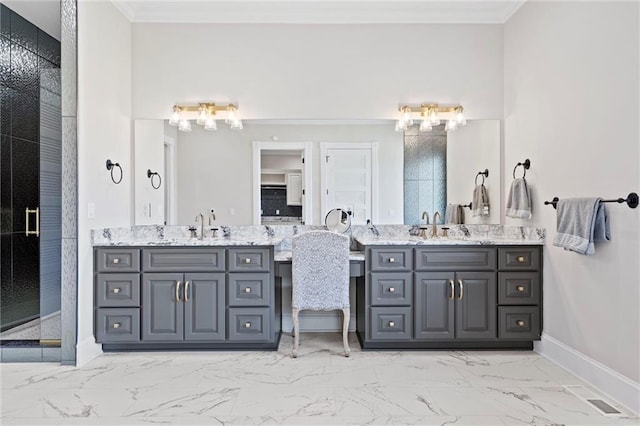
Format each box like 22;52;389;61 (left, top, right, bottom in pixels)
513;159;531;179
106;159;123;184
475;169;489;186
147;169;162;189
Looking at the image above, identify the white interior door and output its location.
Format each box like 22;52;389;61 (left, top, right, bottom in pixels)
323;148;372;225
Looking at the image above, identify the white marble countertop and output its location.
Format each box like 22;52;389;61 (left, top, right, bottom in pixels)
355;236;544;246
275;251;365;262
93;238;284;247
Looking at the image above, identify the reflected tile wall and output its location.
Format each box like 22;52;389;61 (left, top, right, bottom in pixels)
403;124;447;225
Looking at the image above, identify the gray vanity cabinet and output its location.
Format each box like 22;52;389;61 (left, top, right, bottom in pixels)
454;272;497;339
414;272;455;340
141;272;225;342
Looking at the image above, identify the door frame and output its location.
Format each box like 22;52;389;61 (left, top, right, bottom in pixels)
319;142;379;224
252;141;313;225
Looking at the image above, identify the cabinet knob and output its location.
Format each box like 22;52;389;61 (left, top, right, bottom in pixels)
244;258;251;264
389;257;395;263
244;287;252;293
516;285;525;292
388;321;395;328
112;258;120;264
388;287;395;293
112;323;121;329
516;320;525;327
517;256;525;263
244;322;252;328
112;288;120;294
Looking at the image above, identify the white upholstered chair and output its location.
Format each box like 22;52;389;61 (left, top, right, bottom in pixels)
291;230;351;358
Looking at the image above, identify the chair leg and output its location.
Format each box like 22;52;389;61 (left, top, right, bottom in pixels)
292;308;299;358
342;308;351;357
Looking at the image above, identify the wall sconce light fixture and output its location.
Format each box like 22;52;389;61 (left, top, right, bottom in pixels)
147;169;162;189
169;102;243;132
396;104;467;133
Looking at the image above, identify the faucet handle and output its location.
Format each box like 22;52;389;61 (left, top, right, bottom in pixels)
188;226;197;238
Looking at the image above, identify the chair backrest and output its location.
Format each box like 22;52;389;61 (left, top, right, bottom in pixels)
292;230;350;311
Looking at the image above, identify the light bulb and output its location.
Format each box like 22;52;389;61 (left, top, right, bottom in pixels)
429;107;440;126
401;107;413;127
197;105;208;125
445;119;457;132
204;117;217;130
178;119;192;132
419;119;432;132
169;106;181;126
455;106;466;126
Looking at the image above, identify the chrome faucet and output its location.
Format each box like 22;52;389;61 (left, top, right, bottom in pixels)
432;211;441;237
421;211;430;225
195;213;204;240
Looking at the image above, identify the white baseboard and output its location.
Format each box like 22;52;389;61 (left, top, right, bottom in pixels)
282;313;357;333
75;336;102;367
535;333;639;414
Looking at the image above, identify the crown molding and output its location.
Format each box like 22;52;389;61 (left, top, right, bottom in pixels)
109;1;527;24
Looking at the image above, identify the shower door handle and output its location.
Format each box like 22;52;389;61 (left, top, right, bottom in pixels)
25;207;40;237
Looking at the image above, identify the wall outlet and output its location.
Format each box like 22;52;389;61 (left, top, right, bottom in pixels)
87;202;96;219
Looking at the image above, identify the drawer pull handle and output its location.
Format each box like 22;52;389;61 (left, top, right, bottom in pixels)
244;322;252;328
244;287;252;293
389;257;395;263
458;279;464;300
184;281;190;302
517;285;525;292
449;280;455;300
112;258;120;264
388;321;395;328
112;288;120;294
517;256;525;263
112;323;121;329
245;258;251;264
175;281;182;302
517;320;525;327
388;287;395;293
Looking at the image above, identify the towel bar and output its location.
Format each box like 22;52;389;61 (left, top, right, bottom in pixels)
544;193;639;209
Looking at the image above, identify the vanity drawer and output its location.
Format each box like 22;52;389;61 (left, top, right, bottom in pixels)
369;307;412;340
142;248;225;272
499;272;539;305
227;307;271;341
498;306;540;340
228;273;271;306
370;248;412;272
370;272;413;306
228;248;271;272
96;273;140;307
498;247;540;270
96;248;140;273
95;308;140;343
415;248;496;271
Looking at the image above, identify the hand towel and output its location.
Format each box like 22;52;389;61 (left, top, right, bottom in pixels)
552;198;610;255
506;178;532;219
445;204;464;224
472;185;490;217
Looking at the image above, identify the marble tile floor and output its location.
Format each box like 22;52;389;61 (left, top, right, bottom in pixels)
0;333;638;426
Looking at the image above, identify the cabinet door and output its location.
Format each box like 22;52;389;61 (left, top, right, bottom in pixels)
414;272;455;340
455;272;497;340
286;172;302;206
184;273;225;341
142;273;184;341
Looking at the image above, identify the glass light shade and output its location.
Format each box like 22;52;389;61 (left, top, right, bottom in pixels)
419;119;432;132
169;107;181;126
429;108;440;125
455;107;466;126
226;106;237;124
197;105;208;125
401;107;413;127
445;119;457;132
204;117;217;130
395;120;407;132
178;119;192;132
230;119;243;130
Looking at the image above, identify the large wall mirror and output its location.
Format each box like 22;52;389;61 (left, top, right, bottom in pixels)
133;119;501;227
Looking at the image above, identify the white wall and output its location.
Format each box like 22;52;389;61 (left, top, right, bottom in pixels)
134;120;165;225
77;0;132;365
447;120;501;224
176;122;403;226
261;153;301;171
131;24;503;120
504;0;639;410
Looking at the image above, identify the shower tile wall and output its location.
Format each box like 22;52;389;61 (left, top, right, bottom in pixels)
403;124;447;225
0;4;61;333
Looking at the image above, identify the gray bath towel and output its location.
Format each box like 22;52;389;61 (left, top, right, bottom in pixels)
506;178;532;219
552;198;610;255
445;204;464;224
472;185;490;217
